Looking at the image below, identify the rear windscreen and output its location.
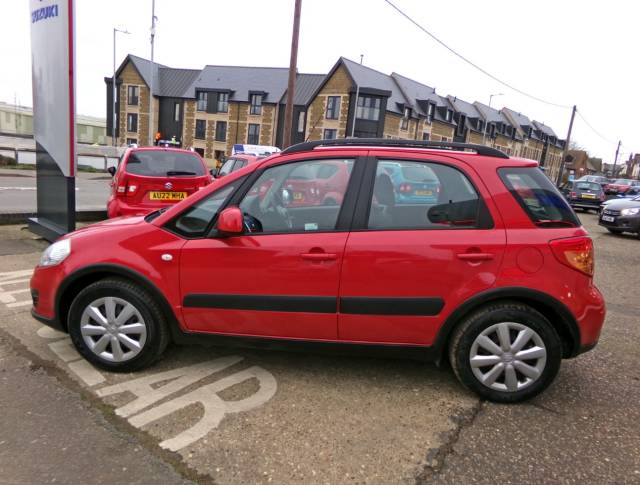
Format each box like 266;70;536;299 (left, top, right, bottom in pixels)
125;151;205;177
498;167;580;228
576;182;600;191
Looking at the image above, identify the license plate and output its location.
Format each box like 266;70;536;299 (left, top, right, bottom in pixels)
581;193;596;199
602;215;615;222
293;192;304;200
149;191;187;201
415;190;433;196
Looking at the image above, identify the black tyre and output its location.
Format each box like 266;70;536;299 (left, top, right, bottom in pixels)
607;228;623;234
448;302;562;403
68;278;170;372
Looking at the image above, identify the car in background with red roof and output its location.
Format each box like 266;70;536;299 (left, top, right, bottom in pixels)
107;147;211;218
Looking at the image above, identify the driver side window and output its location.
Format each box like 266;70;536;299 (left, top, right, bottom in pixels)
239;159;354;234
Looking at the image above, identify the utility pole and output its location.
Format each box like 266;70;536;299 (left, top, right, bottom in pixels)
149;0;157;146
556;104;576;186
282;0;302;149
612;139;621;177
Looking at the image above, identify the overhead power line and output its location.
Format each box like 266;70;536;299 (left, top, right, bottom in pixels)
575;109;619;146
383;0;572;109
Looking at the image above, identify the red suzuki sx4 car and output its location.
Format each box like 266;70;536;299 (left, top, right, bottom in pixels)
31;139;605;402
107;147;211;218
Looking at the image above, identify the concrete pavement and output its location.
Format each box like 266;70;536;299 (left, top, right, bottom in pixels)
0;169;110;214
0;213;638;484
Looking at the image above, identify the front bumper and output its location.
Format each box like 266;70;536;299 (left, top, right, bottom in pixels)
598;213;640;233
31;308;66;332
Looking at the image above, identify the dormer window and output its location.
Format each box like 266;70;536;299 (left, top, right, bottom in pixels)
445;110;453;122
250;93;263;115
401;107;410;130
427;103;435;122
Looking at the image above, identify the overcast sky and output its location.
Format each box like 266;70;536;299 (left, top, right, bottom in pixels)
4;0;638;161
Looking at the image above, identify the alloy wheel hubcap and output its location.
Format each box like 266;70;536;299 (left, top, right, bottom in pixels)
469;322;547;393
80;297;147;363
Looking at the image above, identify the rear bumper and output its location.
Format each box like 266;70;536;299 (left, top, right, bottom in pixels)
107;199;171;218
569;199;601;209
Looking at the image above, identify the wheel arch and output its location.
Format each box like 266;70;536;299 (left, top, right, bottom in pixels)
56;264;181;339
434;287;581;361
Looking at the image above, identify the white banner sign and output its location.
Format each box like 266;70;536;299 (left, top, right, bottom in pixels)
29;0;76;177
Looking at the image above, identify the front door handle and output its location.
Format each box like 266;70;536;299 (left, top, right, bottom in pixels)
301;252;337;262
457;252;494;262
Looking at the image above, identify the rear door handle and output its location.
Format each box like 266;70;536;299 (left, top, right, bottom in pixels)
457;252;494;261
301;253;337;262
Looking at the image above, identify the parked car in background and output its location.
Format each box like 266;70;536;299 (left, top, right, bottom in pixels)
563;181;606;212
216;154;264;178
106;147;211;218
605;178;639;195
599;195;640;236
575;175;610;191
379;161;440;204
31;139;605;404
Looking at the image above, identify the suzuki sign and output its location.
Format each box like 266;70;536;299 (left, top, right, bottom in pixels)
28;0;76;240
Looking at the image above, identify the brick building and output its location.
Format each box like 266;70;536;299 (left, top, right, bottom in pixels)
106;54;566;169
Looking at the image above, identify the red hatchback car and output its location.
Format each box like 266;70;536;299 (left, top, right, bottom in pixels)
31;139;605;402
107;147;211;218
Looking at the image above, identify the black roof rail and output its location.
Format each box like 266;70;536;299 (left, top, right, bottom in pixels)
281;138;510;159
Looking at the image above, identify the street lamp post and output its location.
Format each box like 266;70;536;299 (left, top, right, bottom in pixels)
482;92;503;146
112;27;131;146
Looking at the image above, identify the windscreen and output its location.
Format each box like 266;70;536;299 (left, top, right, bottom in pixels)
125;151;205;177
499;167;580;228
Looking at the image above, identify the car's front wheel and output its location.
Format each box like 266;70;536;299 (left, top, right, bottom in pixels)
449;302;562;403
68;278;170;372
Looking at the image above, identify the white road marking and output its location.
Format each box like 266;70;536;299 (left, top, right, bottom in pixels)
97;357;243;418
0;289;30;304
48;339;80;362
68;360;106;386
99;358;278;451
37;326;66;339
7;300;32;308
34;326;107;386
0;270;33;307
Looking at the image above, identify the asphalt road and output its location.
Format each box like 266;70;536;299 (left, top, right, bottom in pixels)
0;169;110;213
0;213;638;484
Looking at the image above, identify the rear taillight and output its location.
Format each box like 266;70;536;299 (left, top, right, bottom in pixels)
549;237;594;276
399;183;412;193
570;191;577;198
115;177;137;197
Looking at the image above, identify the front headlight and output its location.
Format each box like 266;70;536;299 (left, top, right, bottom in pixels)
621;208;640;216
39;239;71;267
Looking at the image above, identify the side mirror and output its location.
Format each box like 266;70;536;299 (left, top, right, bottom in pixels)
216;206;243;236
107;166;116;176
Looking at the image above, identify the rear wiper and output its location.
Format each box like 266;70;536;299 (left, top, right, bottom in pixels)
166;170;196;176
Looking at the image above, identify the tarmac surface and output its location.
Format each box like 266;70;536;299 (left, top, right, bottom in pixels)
0;213;638;484
0;168;110;213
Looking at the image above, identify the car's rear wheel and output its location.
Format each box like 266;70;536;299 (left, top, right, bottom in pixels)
68;278;169;372
449;302;562;403
607;228;623;234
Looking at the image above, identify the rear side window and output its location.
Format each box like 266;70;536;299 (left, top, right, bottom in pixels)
499;167;579;228
368;160;492;230
125;151;205;177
